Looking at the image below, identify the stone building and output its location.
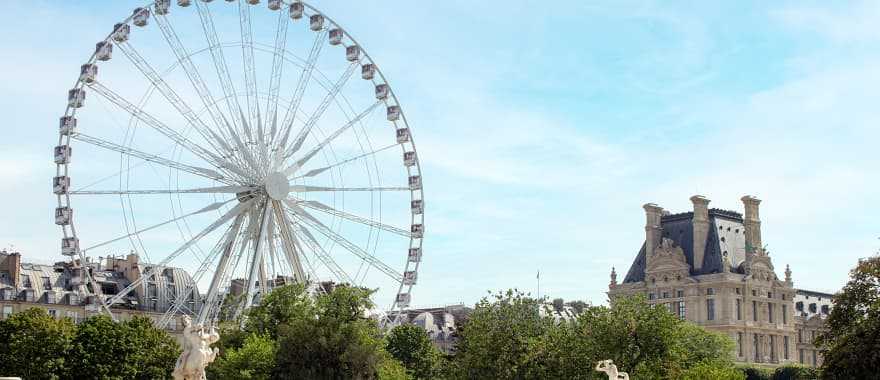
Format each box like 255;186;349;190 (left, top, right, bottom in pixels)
393;304;472;354
609;195;801;366
794;289;833;367
0;250;197;334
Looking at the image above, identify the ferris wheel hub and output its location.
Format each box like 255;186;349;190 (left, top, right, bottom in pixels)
264;171;290;201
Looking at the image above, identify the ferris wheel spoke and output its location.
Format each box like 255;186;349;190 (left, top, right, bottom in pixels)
283;100;382;177
104;199;255;309
294;199;411;238
82;200;234;254
285;62;358;158
71;133;230;183
272;202;309;283
158;216;240;328
292;142;401;180
86;81;240;177
266;10;289;146
239;1;260;143
290;185;411;193
113;41;237;170
290;217;353;285
276;31;326;152
194;212;246;325
68;185;253;196
154;12;230;138
285;202;403;282
194;0;246;141
242;200;273;311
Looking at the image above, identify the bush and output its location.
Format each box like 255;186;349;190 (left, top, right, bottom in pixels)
681;361;746;380
737;365;773;380
772;364;818;380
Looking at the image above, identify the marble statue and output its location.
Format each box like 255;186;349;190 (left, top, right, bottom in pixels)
172;316;220;380
595;359;629;380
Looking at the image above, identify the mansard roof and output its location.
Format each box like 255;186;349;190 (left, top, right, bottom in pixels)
623;208;748;283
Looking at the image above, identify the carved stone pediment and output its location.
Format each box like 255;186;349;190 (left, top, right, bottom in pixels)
646;238;691;283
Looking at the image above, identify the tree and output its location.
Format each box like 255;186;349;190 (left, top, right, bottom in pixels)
816;255;880;379
552;298;565;313
567;300;589;314
454;289;551;379
271;285;391;379
0;307;75;379
208;333;277;380
244;282;313;338
385;324;439;379
65;315;180;380
680;361;745;380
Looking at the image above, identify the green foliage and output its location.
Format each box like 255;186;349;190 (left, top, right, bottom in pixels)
453;292;738;380
552;298;565;312
455;289;551;379
377;352;413;380
567;300;589;314
0;307;75;379
273;285;387;379
772;364;819;380
208;333;277;380
243;282;312;337
737;365;773;380
681;361;746;380
816;255;880;379
385;324;440;379
66;315;180;380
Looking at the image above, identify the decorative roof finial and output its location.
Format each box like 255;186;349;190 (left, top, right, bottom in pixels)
610;267;618;288
785;264;792;283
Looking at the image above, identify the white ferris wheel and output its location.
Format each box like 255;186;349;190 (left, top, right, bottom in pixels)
53;0;424;327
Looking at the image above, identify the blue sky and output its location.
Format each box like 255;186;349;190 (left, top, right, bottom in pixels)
0;1;878;308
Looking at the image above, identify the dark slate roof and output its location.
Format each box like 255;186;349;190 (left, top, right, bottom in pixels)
623;209;746;283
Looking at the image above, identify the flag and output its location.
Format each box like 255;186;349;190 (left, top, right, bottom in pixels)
537;270;540;279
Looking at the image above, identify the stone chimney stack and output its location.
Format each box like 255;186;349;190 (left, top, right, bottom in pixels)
9;252;21;290
643;203;664;258
690;195;711;272
741;195;763;255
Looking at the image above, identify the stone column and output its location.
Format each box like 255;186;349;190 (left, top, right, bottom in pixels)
741;196;762;255
690;195;710;272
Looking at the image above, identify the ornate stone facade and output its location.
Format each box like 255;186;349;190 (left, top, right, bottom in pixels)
609;196;801;366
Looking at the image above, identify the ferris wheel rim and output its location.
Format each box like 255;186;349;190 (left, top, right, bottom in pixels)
54;0;425;324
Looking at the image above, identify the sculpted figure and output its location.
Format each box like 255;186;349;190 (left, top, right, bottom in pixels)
595;359;630;380
173;316;220;380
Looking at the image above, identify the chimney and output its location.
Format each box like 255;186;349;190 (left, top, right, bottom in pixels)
643;203;664;258
690;195;710;272
741;195;762;255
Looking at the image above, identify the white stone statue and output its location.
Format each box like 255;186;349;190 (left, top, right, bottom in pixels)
172;316;220;380
595;359;629;380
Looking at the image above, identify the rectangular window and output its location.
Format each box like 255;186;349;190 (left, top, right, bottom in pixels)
736;287;742;295
753;300;758;321
707;299;715;321
783;305;788;325
812;350;817;366
736;299;742;320
48;309;57;318
752;289;758;296
46;291;56;304
662;291;669;299
768;291;773;298
678;301;686;320
21;275;31;288
738;332;744;357
754;334;760;362
665;303;673;313
676;290;684;298
799;349;805;364
784;336;790;360
66;311;78;323
1;306;12;320
769;303;774;323
42;276;52;290
770;335;777;361
707;288;715;295
798;329;803;343
648;293;655;300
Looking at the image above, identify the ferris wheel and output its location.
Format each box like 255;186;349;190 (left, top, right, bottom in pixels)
53;0;424;326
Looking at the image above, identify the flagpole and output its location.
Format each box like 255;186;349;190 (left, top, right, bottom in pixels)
537;270;541;301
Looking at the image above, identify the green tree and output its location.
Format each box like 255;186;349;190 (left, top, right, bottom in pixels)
0;307;75;379
208;333;277;380
454;289;551;379
816;255;880;379
680;361;745;380
567;300;589;314
552;298;565;313
271;285;390;379
385;324;439;379
65;315;179;380
244;282;313;337
772;364;818;380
